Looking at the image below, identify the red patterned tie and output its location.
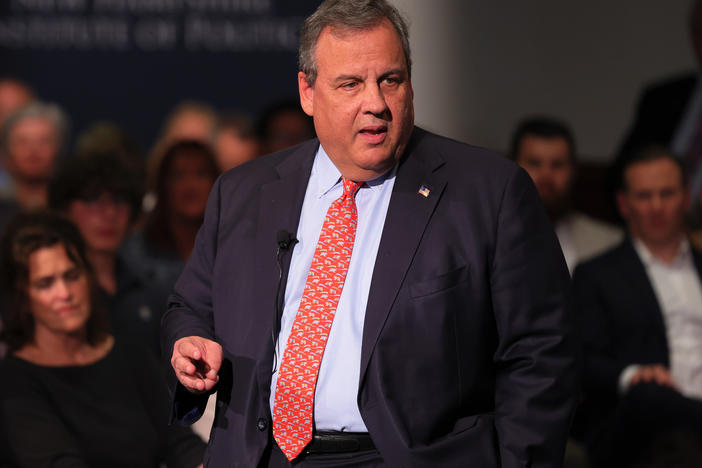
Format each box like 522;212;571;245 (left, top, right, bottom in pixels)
273;176;362;460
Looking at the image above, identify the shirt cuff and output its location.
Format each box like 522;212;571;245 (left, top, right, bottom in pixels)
618;364;641;394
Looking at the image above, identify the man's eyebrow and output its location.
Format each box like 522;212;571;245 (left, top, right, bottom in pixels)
332;69;407;84
333;74;362;83
379;69;406;80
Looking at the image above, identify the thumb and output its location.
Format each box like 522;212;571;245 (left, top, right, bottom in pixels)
203;341;223;374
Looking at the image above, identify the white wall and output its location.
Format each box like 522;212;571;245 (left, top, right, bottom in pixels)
394;0;695;161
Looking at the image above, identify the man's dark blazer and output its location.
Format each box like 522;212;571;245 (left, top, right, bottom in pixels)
570;238;702;448
161;127;577;468
618;72;697;160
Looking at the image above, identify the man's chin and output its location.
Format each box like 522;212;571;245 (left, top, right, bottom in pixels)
354;152;398;176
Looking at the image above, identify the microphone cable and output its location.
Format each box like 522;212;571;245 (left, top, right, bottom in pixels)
272;230;297;374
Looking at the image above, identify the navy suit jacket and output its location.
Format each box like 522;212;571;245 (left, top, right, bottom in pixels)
571;238;702;440
618;72;697;159
161;128;577;468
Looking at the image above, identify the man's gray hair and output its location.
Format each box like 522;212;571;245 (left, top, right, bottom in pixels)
0;101;69;154
299;0;411;87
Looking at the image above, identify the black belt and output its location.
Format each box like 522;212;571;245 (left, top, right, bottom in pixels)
302;431;375;454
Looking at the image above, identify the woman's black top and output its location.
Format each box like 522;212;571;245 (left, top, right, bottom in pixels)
0;340;206;468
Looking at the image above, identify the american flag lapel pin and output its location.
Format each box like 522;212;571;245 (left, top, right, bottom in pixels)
418;185;431;198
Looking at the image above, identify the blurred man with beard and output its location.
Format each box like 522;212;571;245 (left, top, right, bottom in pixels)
511;117;622;273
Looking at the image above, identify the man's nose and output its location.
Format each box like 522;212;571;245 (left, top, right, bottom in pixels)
650;195;665;212
532;167;550;183
363;83;389;116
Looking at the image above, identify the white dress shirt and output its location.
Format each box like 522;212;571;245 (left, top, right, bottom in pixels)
554;217;577;275
270;145;397;432
621;239;702;399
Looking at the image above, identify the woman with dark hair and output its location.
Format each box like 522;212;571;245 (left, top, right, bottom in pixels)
49;152;169;357
122;140;219;288
0;212;205;468
121;140;221;442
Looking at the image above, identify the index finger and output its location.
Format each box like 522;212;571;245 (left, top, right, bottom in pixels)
176;338;201;361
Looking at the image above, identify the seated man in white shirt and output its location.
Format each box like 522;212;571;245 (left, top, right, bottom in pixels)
572;145;702;467
510;116;622;274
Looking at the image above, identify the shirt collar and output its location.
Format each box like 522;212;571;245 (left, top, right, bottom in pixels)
312;144;397;199
633;237;692;267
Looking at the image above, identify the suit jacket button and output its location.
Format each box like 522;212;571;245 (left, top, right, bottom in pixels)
257;418;268;431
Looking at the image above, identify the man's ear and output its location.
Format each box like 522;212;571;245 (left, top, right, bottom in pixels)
298;72;314;117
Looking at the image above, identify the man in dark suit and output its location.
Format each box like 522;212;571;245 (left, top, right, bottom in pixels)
614;1;702;207
162;1;577;466
572;146;702;467
617;74;697;164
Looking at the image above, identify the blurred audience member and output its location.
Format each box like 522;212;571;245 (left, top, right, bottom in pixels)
511;117;622;273
572;146;702;467
122;140;219;289
0;78;34;127
146;101;218;213
0;78;31;350
0;211;205;467
122;140;219;443
0;198;19;238
256;100;315;154
213;112;260;171
48;153;167;356
76;121;145;175
151;101;217;163
76;122;148;223
161;101;217;144
0;102;68;211
0;79;35;215
615;0;702;222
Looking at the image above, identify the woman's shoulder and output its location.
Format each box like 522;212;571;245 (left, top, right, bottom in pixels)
0;354;39;376
0;354;49;401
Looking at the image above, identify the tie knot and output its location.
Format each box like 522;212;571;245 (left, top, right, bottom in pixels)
342;177;362;198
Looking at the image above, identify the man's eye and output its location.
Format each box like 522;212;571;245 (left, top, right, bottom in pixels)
342;82;358;89
382;77;399;86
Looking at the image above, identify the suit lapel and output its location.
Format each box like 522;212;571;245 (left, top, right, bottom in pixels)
692;244;702;279
618;239;669;361
359;130;447;385
253;141;318;405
